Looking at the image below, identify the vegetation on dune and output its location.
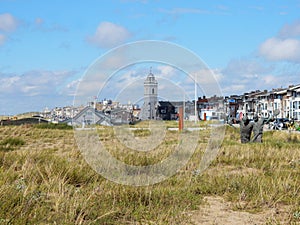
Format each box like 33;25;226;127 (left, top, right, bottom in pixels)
0;123;299;224
34;123;73;130
0;137;25;152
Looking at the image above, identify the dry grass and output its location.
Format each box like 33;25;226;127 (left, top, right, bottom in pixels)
0;123;299;224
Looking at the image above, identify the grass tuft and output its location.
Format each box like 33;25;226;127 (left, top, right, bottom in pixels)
0;137;25;152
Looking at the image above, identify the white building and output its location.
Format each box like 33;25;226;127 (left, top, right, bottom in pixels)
289;85;300;120
140;69;158;120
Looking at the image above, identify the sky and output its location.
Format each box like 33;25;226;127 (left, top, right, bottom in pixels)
1;0;300;115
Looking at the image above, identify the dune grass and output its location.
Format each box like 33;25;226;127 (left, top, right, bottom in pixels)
0;123;299;224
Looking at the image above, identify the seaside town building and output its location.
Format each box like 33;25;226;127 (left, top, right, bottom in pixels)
140;69;158;120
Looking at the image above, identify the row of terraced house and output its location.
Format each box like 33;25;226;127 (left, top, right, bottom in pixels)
224;84;300;121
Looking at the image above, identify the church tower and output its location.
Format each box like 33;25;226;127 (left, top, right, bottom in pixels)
140;68;158;120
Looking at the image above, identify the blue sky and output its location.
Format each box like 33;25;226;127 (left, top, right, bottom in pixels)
1;0;300;114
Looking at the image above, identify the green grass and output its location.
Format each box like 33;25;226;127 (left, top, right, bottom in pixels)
0;137;25;152
34;123;73;130
132;129;151;137
0;124;299;224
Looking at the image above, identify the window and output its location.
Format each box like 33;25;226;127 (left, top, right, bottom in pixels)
152;88;154;94
264;103;267;110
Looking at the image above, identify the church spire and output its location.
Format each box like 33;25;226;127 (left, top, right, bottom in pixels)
148;66;154;77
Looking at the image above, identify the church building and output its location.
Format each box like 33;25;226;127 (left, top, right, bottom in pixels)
140;68;158;120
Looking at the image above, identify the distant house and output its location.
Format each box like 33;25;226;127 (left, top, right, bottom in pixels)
197;96;225;120
65;106;135;126
67;106;112;126
289;84;300;120
169;101;194;120
132;108;141;120
222;84;300;121
157;101;177;120
109;108;133;125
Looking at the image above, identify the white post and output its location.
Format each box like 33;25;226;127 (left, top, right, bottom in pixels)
194;75;197;124
183;94;185;121
94;96;97;125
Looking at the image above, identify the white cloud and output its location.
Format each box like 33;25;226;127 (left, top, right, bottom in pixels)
87;22;131;48
157;65;177;79
63;78;82;96
223;58;269;76
157;66;223;98
0;13;18;46
216;5;229;11
33;18;68;32
195;68;223;84
0;33;6;46
158;7;209;15
0;70;81;113
74;64;205;105
221;58;272;95
66;78;81;90
220;56;300;96
220;20;300;96
0;70;76;96
0;75;20;91
259;19;300;62
0;13;18;32
263;74;277;85
222;84;246;94
259;37;300;62
279;19;300;38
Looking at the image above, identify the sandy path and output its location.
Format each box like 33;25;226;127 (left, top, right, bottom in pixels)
191;196;276;225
